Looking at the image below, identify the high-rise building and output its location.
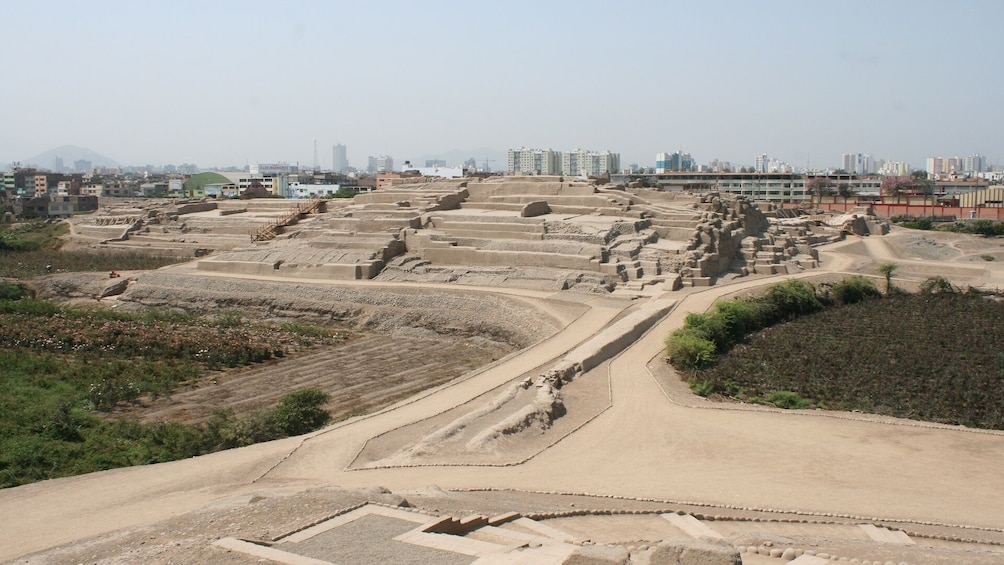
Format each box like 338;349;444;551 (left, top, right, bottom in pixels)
655;151;695;173
964;154;985;173
926;157;943;177
841;153;873;174
332;144;348;172
878;161;911;176
506;148;561;175
754;154;768;174
367;155;393;174
562;149;620;177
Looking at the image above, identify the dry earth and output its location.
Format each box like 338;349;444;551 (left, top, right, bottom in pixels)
3;226;1004;564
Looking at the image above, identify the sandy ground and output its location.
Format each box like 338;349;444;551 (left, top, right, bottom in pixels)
3;228;1004;564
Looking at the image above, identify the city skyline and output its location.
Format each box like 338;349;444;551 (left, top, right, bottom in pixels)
2;1;1002;171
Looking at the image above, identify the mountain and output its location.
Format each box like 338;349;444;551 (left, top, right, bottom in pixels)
21;145;118;170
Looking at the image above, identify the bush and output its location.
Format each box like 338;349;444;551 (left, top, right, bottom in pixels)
0;282;25;301
828;276;881;305
767;390;811;409
757;279;824;323
665;329;716;370
919;276;958;295
271;388;331;436
901;217;934;230
710;299;763;344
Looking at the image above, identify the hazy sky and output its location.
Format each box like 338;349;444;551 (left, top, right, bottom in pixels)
2;0;1001;171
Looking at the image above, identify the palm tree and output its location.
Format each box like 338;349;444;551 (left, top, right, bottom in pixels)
876;262;898;295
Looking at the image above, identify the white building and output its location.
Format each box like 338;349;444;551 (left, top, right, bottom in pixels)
562;149;620;177
290;182;341;199
507;148;561;175
878;161;911;176
367;155;394;174
841;153;874;174
754;154;768;174
401;163;465;178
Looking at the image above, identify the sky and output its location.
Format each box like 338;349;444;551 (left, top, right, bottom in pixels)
1;0;1002;171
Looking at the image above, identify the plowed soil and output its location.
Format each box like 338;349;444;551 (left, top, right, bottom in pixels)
112;333;514;425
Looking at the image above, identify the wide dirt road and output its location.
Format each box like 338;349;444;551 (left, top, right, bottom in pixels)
2;230;1003;562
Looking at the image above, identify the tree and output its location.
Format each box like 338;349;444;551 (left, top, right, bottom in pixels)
880;176;913;199
836;182;856;201
805;177;835;207
876;262;898;295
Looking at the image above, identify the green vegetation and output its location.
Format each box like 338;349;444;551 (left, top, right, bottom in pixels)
875;262;898;294
0;221;187;277
891;216;1004;237
0;296;348;488
668;277;1004;430
664;279;840;370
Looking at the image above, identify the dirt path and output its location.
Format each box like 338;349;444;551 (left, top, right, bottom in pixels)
3;232;1004;562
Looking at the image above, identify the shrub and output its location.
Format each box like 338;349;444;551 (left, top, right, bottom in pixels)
0;282;25;301
757;279;824;323
828;276;881;305
665;329;716;370
217;410;281;448
271;388;331;436
711;298;763;343
767;390;811;409
682;312;729;349
691;380;715;397
901;217;934;230
918;276;958;295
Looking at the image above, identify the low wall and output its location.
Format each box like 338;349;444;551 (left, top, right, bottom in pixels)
466;181;596;199
175;202;218;215
564;298;677;372
196;259;380;279
784;202;1004;221
418;247;601;271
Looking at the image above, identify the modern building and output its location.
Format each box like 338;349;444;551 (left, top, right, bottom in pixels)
754;154;768;174
964;154;985;174
841;153;873;174
878;161;911;176
655;151;695;173
401;162;465;178
367;155;394;174
507;148;561;175
290;182;341;199
332;144;348;173
9;194;98;219
562;149;620;177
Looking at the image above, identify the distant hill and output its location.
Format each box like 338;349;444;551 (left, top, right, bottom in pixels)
21;145;118;170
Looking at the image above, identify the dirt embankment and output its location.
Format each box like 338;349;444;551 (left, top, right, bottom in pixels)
115;271;565;349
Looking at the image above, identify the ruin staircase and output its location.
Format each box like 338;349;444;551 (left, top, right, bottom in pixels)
249;198;325;242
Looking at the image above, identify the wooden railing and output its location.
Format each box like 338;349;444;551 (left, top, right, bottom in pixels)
250;198;324;242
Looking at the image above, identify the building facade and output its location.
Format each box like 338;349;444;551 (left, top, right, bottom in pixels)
332;144;348;173
367;155;394;174
656;151;695;173
562;149;620;177
507;148;561;175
